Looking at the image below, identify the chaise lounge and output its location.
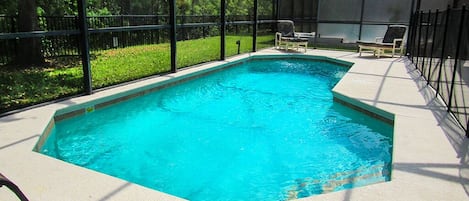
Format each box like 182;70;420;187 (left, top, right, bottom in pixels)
357;25;407;58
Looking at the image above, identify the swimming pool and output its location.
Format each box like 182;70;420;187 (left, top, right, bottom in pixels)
38;56;393;200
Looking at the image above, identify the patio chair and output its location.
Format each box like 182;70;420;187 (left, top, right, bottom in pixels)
0;173;29;201
357;25;407;58
275;20;314;53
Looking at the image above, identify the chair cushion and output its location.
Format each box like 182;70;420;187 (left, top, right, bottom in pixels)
281;37;308;42
358;41;394;48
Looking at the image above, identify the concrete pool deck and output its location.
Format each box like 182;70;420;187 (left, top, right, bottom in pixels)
1;49;468;200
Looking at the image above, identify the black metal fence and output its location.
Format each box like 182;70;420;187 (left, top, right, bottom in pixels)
407;5;469;136
0;0;278;114
0;14;271;65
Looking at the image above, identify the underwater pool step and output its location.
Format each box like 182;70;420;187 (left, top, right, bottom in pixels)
285;163;389;200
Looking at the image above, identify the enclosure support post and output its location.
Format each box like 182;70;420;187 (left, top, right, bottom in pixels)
291;0;295;20
272;0;278;32
435;5;451;96
358;0;365;40
276;0;280;20
77;0;92;95
406;0;416;57
220;0;226;60
447;6;465;111
427;9;439;85
415;11;424;70
410;11;420;63
421;10;431;76
416;0;422;14
408;0;421;58
273;0;278;21
409;0;416;22
169;0;177;73
252;0;258;52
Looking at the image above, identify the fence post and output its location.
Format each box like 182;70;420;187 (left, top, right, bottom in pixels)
435;5;451;96
427;9;439;85
220;0;226;60
252;0;258;52
236;16;239;34
466;120;469;137
10;16;16;32
202;15;206;38
77;0;92;95
156;15;160;44
169;0;177;73
11;16;18;63
181;15;186;41
447;5;465;111
421;10;431;76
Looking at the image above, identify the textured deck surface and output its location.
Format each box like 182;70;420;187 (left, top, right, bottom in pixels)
1;48;467;200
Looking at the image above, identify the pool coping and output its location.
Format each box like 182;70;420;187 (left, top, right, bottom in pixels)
1;49;468;200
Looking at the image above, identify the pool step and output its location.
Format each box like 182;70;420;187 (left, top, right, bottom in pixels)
285;163;389;200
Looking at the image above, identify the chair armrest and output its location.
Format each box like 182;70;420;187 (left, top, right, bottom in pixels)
375;37;384;43
295;32;315;38
275;32;282;42
393;38;404;48
275;32;282;38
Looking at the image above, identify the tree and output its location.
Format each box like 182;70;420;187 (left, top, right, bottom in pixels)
16;0;44;66
0;0;17;15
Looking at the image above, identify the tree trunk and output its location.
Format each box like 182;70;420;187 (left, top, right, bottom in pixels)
16;0;44;66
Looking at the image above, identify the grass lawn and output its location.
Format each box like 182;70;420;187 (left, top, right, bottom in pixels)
0;35;274;113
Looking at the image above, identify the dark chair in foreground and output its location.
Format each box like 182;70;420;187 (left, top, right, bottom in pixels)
357;25;407;58
0;173;29;201
275;20;314;53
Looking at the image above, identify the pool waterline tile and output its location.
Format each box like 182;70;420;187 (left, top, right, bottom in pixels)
50;54;356;123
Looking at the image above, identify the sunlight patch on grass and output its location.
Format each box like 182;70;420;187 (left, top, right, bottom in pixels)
0;35;274;113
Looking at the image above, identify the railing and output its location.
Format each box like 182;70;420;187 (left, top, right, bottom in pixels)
407;5;469;137
0;15;272;65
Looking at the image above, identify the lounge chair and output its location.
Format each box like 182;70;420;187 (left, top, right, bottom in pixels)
0;173;29;201
275;20;314;53
357;25;407;58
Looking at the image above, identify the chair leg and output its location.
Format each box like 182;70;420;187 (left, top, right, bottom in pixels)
359;47;362;56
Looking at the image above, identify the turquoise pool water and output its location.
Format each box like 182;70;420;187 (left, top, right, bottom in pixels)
41;58;393;201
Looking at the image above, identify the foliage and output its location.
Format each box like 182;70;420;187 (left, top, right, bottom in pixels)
0;35;274;113
1;0;273;16
0;66;83;112
0;0;17;15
